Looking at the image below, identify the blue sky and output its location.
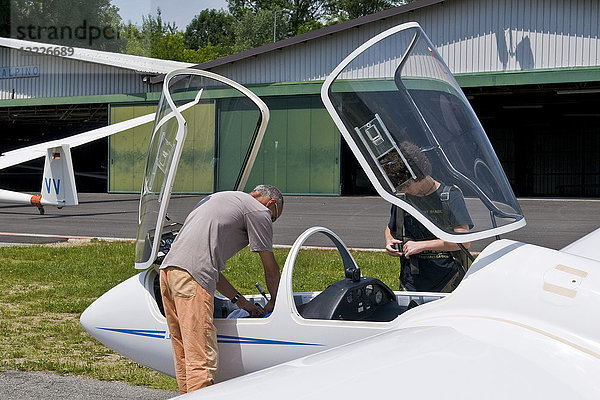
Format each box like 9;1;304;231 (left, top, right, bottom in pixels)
111;0;229;30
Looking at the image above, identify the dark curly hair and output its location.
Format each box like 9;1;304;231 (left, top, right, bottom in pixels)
379;141;431;188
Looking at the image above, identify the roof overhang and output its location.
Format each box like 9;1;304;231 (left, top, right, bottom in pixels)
0;37;194;74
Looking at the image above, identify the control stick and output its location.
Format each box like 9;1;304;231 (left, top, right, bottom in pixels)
255;282;269;302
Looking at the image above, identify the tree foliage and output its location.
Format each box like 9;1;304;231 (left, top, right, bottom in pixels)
7;0;123;51
184;9;234;49
1;0;414;64
326;0;404;21
0;0;10;37
233;8;292;50
122;10;186;61
286;0;326;36
183;43;235;64
227;0;326;38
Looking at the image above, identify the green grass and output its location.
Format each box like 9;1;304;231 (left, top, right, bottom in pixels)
223;247;399;294
0;241;398;391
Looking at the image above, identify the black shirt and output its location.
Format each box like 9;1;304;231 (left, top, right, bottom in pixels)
388;184;473;291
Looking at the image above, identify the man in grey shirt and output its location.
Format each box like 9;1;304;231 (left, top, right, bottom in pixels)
159;184;283;394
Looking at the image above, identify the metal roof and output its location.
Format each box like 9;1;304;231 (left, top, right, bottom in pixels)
190;0;445;72
179;0;600;88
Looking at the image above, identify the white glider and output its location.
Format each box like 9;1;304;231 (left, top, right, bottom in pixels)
80;23;600;400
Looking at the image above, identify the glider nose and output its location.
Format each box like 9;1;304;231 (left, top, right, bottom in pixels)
79;270;174;376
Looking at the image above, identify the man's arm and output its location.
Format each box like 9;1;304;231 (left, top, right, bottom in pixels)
402;225;471;257
216;272;263;317
258;250;281;314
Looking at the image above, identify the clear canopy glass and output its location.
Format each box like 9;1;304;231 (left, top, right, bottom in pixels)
134;70;268;268
322;23;525;242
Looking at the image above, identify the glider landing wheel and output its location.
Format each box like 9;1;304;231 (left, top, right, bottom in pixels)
38;207;45;215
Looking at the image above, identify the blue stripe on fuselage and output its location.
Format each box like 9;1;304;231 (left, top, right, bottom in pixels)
217;335;322;346
95;327;322;346
97;327;166;339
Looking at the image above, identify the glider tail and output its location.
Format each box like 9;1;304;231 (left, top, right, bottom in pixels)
37;144;79;211
0;145;78;214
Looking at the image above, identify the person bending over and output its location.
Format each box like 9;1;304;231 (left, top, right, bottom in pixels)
159;184;283;394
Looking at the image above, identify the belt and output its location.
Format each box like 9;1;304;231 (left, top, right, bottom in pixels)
414;251;451;260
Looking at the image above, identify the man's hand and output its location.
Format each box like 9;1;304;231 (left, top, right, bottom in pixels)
263;299;275;314
236;296;264;317
384;226;403;257
216;273;264;317
402;240;426;258
385;239;403;257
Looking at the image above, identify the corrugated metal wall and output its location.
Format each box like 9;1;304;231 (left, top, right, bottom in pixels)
210;0;600;84
430;0;600;73
0;47;152;100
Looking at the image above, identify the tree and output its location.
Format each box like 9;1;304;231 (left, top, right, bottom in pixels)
183;43;235;64
0;0;10;37
227;0;276;20
184;9;234;49
285;0;326;36
9;0;123;51
122;10;186;61
326;0;410;22
233;9;280;50
228;0;325;38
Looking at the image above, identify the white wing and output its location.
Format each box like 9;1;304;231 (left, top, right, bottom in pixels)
176;325;596;399
176;239;600;400
560;227;600;262
0;112;155;171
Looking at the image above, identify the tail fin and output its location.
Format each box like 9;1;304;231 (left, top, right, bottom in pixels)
40;144;78;207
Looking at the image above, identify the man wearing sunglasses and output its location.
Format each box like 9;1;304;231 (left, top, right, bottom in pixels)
159;184;283;394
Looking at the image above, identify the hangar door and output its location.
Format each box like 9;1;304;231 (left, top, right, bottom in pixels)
467;86;600;198
108;94;340;195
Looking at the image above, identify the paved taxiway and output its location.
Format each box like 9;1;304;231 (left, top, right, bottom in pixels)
1;193;599;251
0;371;177;400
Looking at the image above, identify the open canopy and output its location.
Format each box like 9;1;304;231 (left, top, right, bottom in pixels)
134;69;269;269
321;22;525;243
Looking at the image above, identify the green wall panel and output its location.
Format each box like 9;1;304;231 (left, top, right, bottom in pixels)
286;97;312;192
109;104;155;192
216;98;264;190
309;96;339;193
110;103;216;193
246;104;288;191
245;95;340;195
172;103;215;193
109;94;341;195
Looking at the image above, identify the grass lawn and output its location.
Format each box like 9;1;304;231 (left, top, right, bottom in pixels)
0;240;399;391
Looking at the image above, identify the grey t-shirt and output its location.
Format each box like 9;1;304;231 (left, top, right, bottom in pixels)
160;191;273;293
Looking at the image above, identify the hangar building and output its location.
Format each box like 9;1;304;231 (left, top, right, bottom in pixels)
0;38;192;192
1;0;599;197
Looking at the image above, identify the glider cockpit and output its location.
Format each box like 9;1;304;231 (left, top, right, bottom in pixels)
149;225;432;324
